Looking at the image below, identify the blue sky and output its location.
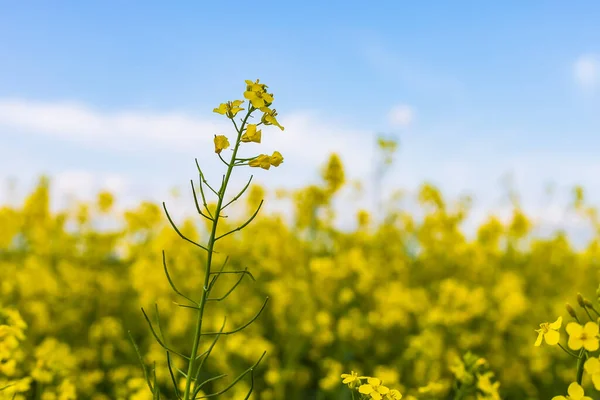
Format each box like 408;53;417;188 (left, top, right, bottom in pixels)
1;1;599;240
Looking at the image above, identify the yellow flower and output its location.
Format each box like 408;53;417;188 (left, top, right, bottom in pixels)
213;100;245;118
477;372;500;397
260;107;284;130
241;124;262;143
359;378;390;400
214;135;230;154
386;389;403;400
552;382;593;400
584;357;600;390
534;316;562;346
244;79;274;108
566;322;599;351
341;371;366;389
270;151;284;167
249;154;272;170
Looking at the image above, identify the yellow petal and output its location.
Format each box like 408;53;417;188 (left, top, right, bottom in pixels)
359;385;374;394
534;331;544;346
567;382;584;398
584;338;599;351
566;322;582;336
585;358;600;374
371;393;382;400
550;316;562;330
367;378;381;386
569;336;583;350
593;372;600;390
551;397;566;400
584;322;599;336
544;330;560;345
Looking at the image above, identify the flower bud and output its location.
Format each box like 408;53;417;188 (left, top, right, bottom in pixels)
566;303;577;319
585;299;595;308
577;293;586;308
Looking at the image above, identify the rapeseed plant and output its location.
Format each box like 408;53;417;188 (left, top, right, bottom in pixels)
130;79;284;400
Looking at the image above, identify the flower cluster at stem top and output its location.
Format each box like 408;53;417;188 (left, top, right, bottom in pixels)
213;79;285;170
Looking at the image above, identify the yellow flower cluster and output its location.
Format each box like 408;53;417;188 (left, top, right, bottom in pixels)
213;79;284;170
341;372;403;400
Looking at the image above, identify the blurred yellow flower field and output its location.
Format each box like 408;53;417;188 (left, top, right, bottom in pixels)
2;80;600;399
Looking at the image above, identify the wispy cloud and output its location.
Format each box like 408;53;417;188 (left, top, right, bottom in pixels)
388;104;415;128
573;53;600;93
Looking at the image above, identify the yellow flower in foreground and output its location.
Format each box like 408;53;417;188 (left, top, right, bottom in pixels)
566;322;599;351
213;135;230;154
270;151;284;167
535;316;562;346
584;357;600;390
241;124;262;143
386;389;403;399
552;382;593;400
260;107;285;130
249;154;272;170
244;79;274;108
213;100;245;118
341;371;366;389
359;378;390;400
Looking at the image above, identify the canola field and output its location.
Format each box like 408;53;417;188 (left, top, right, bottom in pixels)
2;80;600;400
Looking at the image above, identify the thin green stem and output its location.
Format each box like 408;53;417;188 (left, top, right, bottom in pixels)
558;343;580;358
576;348;587;385
181;108;253;400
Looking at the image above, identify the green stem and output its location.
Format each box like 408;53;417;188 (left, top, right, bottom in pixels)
182;108;253;400
576;348;587;385
558;343;580;358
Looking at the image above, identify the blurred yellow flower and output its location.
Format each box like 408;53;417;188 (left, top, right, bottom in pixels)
552;382;592;400
584;357;600;390
213;100;245;118
241;124;262;143
386;389;403;400
249;154;272;170
214;135;230;154
244;79;274;108
534;316;562;346
270;151;284;167
566;322;599;351
260;107;284;130
359;378;390;400
341;371;365;388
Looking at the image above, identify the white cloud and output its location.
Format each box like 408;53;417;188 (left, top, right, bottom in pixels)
573;54;599;91
0;99;224;152
388;104;415;128
2;98;600;248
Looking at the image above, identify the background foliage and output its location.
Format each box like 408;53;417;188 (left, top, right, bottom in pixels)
1;153;599;399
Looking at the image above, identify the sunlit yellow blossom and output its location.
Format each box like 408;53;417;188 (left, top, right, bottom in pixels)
270;151;284;167
584;357;600;390
245;79;267;92
359;378;390;400
340;371;366;389
244;80;274;108
241;124;262;143
249;154;272;170
552;382;592;400
213;100;245;118
534;316;562;346
214;135;230;154
566;322;599;351
260;107;284;130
